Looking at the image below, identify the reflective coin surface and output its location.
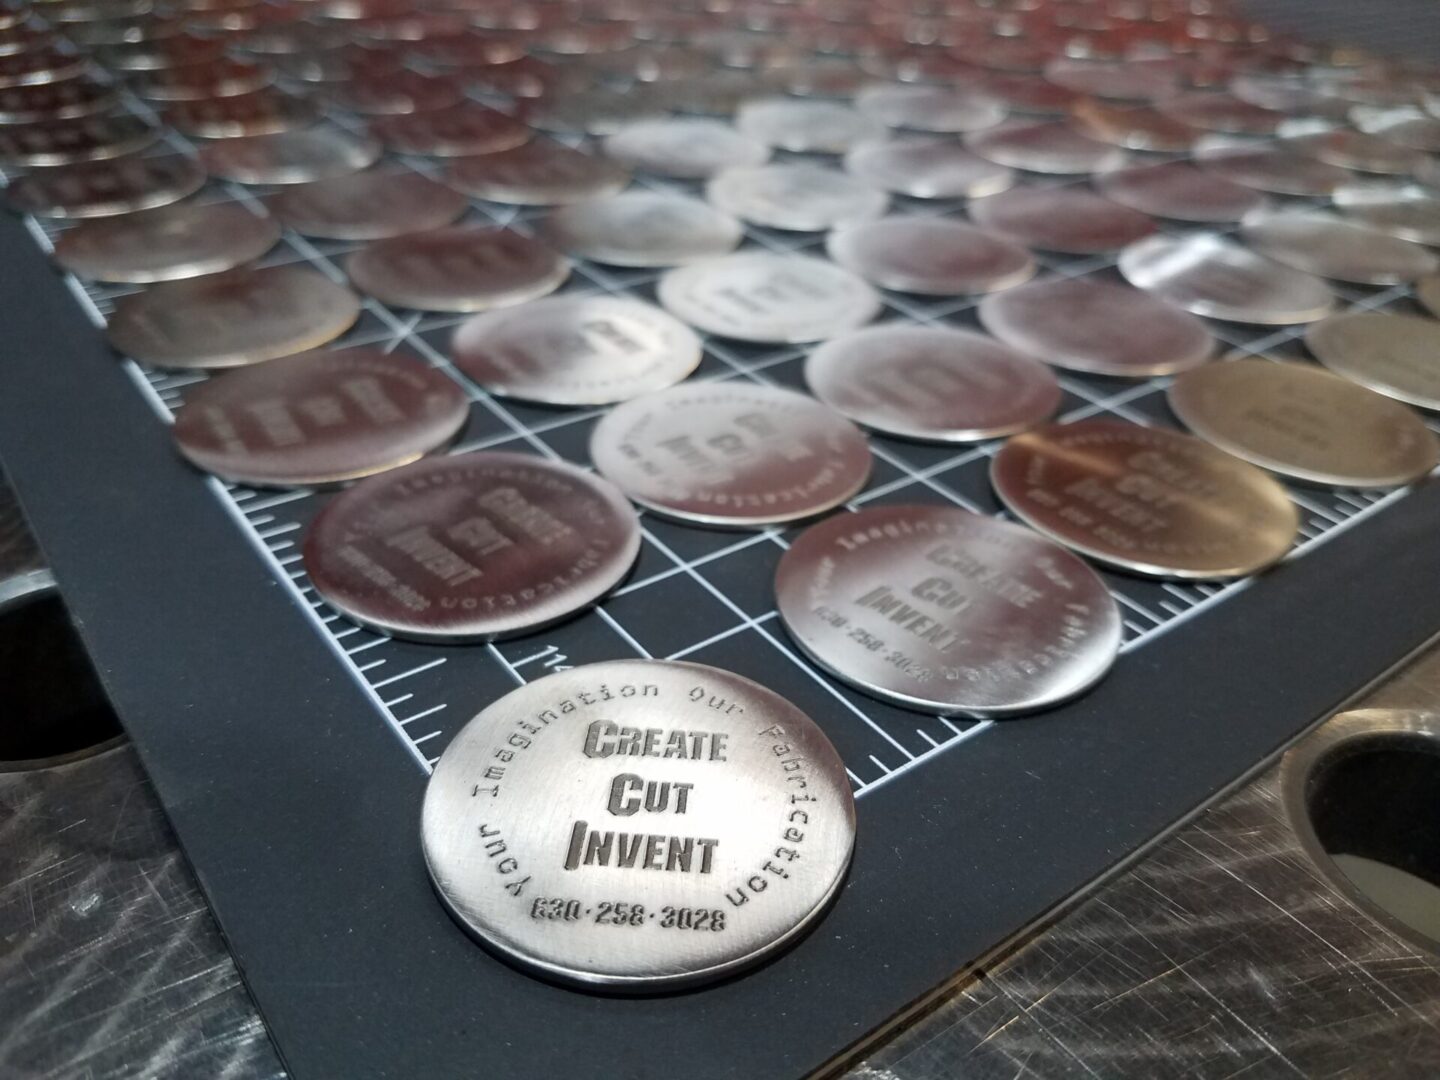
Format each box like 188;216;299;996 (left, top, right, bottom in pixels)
173;346;470;487
1168;357;1438;488
1333;182;1440;246
269;167;468;240
1307;313;1440;411
348;227;569;313
964;120;1127;174
530;86;665;135
304;452;640;641
446;140;629;205
370;102;532;157
1289;128;1424;175
706;162;888;232
6;153;204;218
53;200;280;283
1096;161;1263;224
1118;234;1335;325
1070;100;1199;152
602;118;769;179
590;382;871;528
854;83;1006;133
166;89;318;139
107;265;361;369
0;79;115;124
1194;140;1349;196
992;420;1299;579
1418;275;1440;320
658;252;880;344
199;127;381;184
805;324;1060;442
968;186;1154;254
1240;210;1438;285
541;192;741;268
842;138;1014;200
452;297;701;406
421;659;855;988
774;505;1122;714
827;217;1034;296
1352;107;1440;152
1157;92;1283;134
736;97;886;154
0;113;157;167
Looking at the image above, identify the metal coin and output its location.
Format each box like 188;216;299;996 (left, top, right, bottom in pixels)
1288;129;1425;176
591;382;871;528
991;420;1299;579
268;167;467;241
370;102;532;157
133;57;273;102
1351;106;1440;153
980;72;1083;117
0;112;157;167
1168;357;1438;488
540;192;741;268
348;227;568;314
167;89;318;139
1240;209;1438;286
1069;100;1199;152
826;217;1035;297
1118;234;1336;325
854;83;1006;133
841;137;1014;200
53;200;279;282
1194;140;1350;197
327;70;463;116
0;78;115;124
978;276;1214;377
529;86;665;136
968;186;1154;255
1156;92;1284;134
304;452;640;641
1095;161;1263;224
736;97;886;154
452;297;701;406
964;119;1127;175
774;504;1122;714
602;118;769;180
1307;312;1440;411
420;658;855;988
658;252;881;344
0;45;86;89
805;324;1060;443
446;140;629;206
1418;275;1440;319
5;153;204;218
199;127;381;185
1334;182;1440;246
1043;58;1177;102
705;162;887;233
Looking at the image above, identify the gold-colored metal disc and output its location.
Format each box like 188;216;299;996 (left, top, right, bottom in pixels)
1306;312;1440;411
991;419;1299;580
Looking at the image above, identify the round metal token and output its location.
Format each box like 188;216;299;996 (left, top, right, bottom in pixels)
452;297;701;406
1069;100;1199;152
826;217;1035;296
842;138;1015;200
348;227;569;313
304;452;640;641
1156;92;1284;135
0;113;157;167
591;382;871;528
736;97;886;154
964;120;1127;175
0;78;116;124
992;420;1300;579
854;83;1006;133
1118;234;1336;325
1194;140;1349;197
805;324;1060;442
1240;210;1438;286
774;505;1122;714
53;200;279;283
1168;357;1438;488
706;162;888;233
1095;161;1263;224
1307;313;1440;412
107;265;361;369
166;89;318;139
540;192;741;268
269;167;468;241
369;102;532;157
1352;107;1440;153
529;86;666;136
658;252;880;344
446;140;629;206
173;346;470;487
5;153;204;218
602;118;769;180
420;658;855;988
1334;182;1440;246
1418;275;1440;319
1289;129;1424;175
199;127;381;185
968;186;1154;255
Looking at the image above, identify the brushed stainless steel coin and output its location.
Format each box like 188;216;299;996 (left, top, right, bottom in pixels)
1095;161;1263;224
591;382;871;528
269;167;468;240
842;137;1015;200
826;217;1035;297
0;112;157;167
166;89;319;139
964;119;1127;175
968;186;1154;255
1240;209;1438;285
1194;140;1350;196
107;265;361;369
198;126;381;184
991;420;1300;579
1118;234;1336;325
774;505;1122;715
1156;92;1283;134
979;276;1214;377
53;200;279;282
446;140;630;206
348;227;569;313
854;83;1007;133
304;452;640;641
736;97;886;154
1288;128;1425;176
420;659;856;988
706;162;888;233
5;153;204;218
0;78;115;124
370;102;532;157
173;346;470;486
1307;312;1440;411
602;118;769;180
1168;357;1438;488
1069;100;1199;152
452;297;701;406
1334;182;1440;245
540;192;741;268
805;324;1060;442
658;252;881;344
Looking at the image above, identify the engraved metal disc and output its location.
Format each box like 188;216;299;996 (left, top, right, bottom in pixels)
1095;161;1263;224
107;265;361;369
1240;210;1439;286
173;346;470;487
1307;312;1440;411
1194;140;1350;196
964;119;1127;175
1168;357;1438;488
658;252;880;344
540;192;741;268
445;140;630;205
968;186;1154;255
841;137;1014;200
1118;234;1336;325
304;452;640;641
991;420;1299;579
166;89;318;139
805;324;1061;443
452;297;701;406
602;118;769;179
854;83;1006;133
1333;182;1440;245
736;97;886;154
370;102;532;157
268;167;468;240
827;217;1034;296
590;382;871;528
774;504;1122;714
1156;92;1284;135
53;200;280;282
198;126;381;184
348;226;569;313
1288;128;1425;175
1352;106;1440;153
0;78;116;124
5;153;204;218
1069;100;1199;152
420;658;855;989
705;162;888;232
0;112;157;166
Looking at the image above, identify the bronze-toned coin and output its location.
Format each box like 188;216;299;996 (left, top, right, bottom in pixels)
1307;312;1440;411
1044;58;1176;103
107;265;361;369
991;419;1299;579
1070;99;1199;152
133;57;273;102
1350;106;1440;153
53;200;280;282
5;153;204;218
327;69;463;115
199;127;381;184
968;186;1154;255
304;451;640;641
1335;182;1440;245
1240;210;1438;285
602;117;769;179
0;45;86;89
1195;140;1350;196
0;78;115;124
445;140;629;206
706;162;888;233
529;86;665;135
854;82;1007;133
347;226;568;313
173;346;470;487
96;31;224;72
827;217;1035;296
1169;357;1438;488
842;137;1015;200
1289;128;1425;175
981;71;1082;116
1157;92;1283;134
167;88;318;138
369;102;531;157
0;112;157;166
965;119;1127;174
269;167;467;240
1096;160;1263;223
736;97;886;154
540;192;741;268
